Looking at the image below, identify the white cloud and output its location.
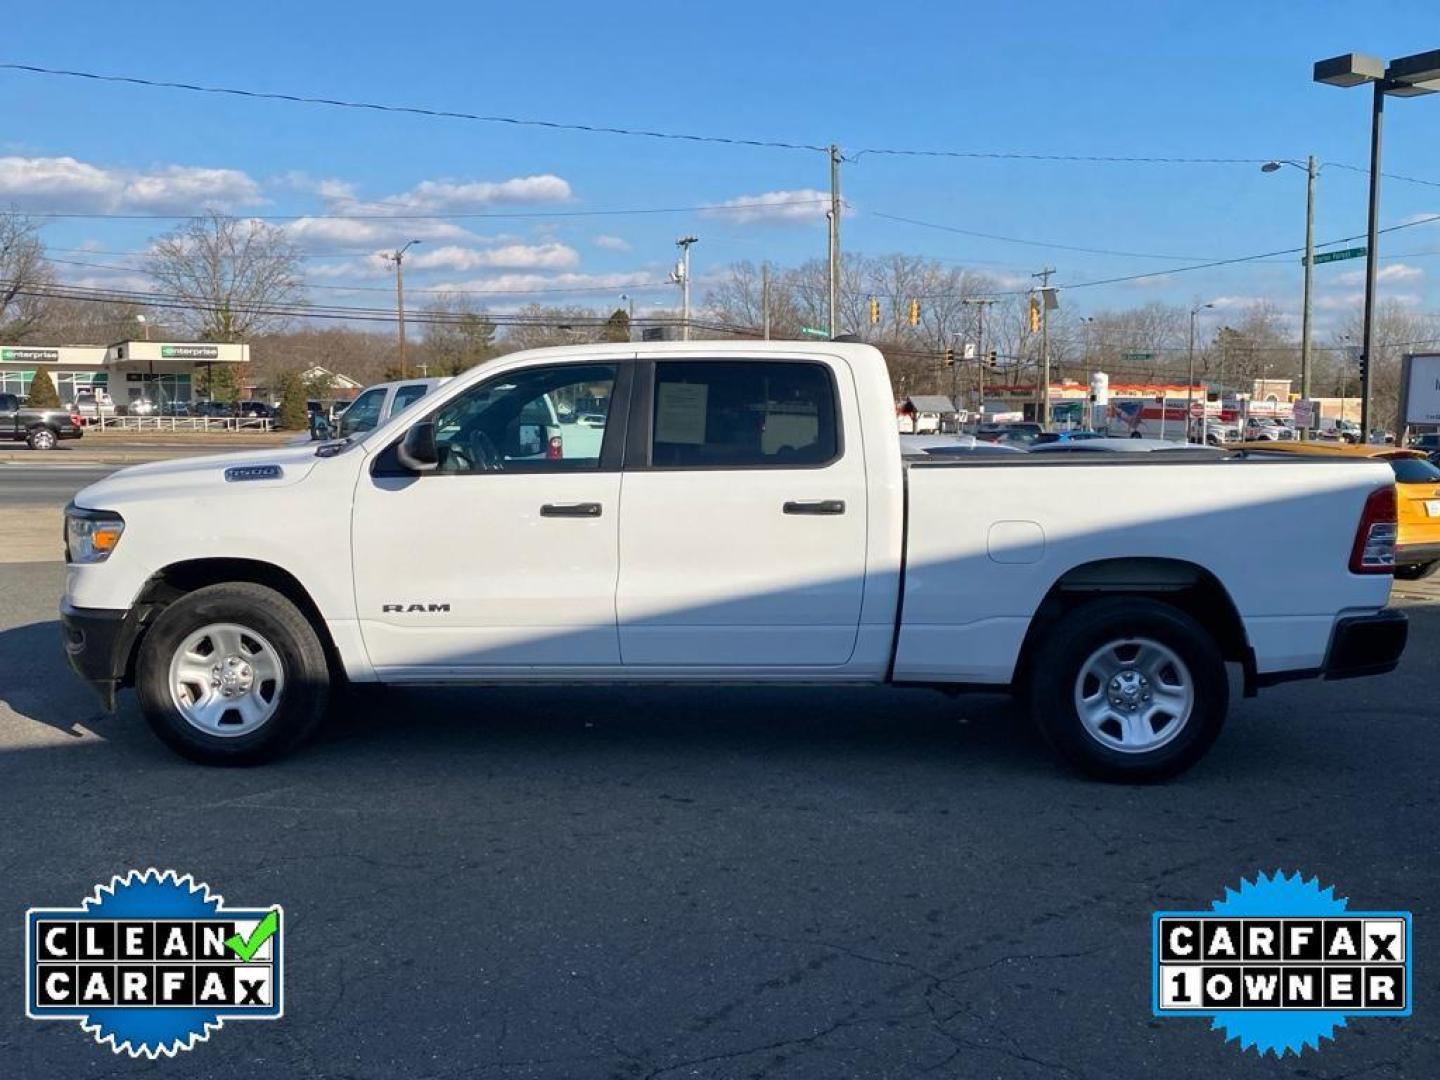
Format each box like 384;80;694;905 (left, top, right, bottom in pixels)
282;216;482;251
1335;262;1423;286
0;155;261;212
366;174;572;213
404;242;580;272
1315;292;1365;311
593;234;631;252
427;269;662;295
702;189;832;225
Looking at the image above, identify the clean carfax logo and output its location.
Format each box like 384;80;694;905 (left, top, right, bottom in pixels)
25;869;284;1058
1153;871;1411;1056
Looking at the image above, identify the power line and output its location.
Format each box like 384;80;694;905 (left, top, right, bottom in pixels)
0;62;829;153
1;61;1322;174
869;210;1216;261
849;147;1273;166
47;256;675;298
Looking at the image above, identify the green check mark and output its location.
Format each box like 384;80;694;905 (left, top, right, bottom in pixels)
225;909;279;961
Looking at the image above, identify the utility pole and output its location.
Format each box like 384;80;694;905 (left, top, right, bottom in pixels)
962;297;997;416
1301;154;1317;437
1033;268;1055;427
761;262;771;340
385;239;421;377
828;143;842;339
1188;302;1214;443
1359;81;1384;438
673;236;698;341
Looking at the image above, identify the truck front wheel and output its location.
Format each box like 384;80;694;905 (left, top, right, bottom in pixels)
1026;597;1227;782
135;582;331;764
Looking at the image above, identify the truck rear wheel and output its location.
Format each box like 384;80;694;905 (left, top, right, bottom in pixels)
135;582;330;765
1026;597;1227;782
27;426;57;450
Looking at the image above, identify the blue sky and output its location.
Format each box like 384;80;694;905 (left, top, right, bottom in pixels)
2;0;1439;334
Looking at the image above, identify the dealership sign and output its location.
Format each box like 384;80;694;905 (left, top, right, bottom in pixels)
160;346;220;360
1;347;60;362
1399;354;1440;426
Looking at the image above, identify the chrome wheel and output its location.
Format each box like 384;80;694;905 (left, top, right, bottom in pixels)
30;428;56;450
1073;637;1193;754
168;622;285;737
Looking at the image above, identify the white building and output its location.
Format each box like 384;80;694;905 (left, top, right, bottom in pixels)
0;340;249;406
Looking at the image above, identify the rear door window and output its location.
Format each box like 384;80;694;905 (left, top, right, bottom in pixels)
649;361;839;469
390;383;431;415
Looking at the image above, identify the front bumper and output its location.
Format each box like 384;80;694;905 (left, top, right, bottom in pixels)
1323;609;1408;681
59;600;137;711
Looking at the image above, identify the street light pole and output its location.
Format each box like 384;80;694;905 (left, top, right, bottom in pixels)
385;239;421;378
1359;82;1385;438
1315;48;1440;439
1261;156;1318;435
1188;302;1213;443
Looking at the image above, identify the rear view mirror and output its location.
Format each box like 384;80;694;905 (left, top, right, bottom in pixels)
396;422;439;472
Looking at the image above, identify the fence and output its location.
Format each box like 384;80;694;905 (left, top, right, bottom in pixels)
88;415;276;433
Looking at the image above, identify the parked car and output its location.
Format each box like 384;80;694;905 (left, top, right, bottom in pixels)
192;400;234;419
159;402;193;417
73;389;116;422
1033;430;1104;445
0;392;84;449
1407;432;1440;453
899;434;1026;458
60;341;1407;781
126;399;157;417
1028;437;1217;454
335;377;449;440
235;401;276;418
1233;441;1440;580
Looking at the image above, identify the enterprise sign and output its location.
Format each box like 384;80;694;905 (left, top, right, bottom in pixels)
1;347;60;362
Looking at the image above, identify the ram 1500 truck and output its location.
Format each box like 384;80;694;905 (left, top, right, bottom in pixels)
59;342;1407;780
1;393;84;449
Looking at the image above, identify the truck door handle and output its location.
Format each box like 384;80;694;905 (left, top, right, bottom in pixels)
540;502;602;518
783;499;846;515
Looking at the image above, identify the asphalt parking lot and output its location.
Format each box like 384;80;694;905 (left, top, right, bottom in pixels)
1;472;1438;1077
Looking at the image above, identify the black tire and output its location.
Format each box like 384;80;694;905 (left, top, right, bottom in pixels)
135;582;331;765
27;426;58;450
1026;597;1228;782
1395;562;1437;581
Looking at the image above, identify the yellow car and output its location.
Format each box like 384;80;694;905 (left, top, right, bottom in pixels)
1231;442;1440;579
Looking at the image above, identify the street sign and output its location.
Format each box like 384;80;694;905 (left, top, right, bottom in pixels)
1305;246;1367;266
1122;351;1154;361
799;327;828;338
1190;401;1206;419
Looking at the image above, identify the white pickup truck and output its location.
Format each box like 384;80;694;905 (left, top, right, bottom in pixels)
60;342;1407;780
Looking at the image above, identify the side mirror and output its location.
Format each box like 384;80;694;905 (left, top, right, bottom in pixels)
396;422;439;472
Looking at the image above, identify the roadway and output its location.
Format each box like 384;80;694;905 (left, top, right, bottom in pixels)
0;467;1436;1078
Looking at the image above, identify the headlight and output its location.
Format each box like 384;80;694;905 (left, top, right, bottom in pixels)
65;507;125;564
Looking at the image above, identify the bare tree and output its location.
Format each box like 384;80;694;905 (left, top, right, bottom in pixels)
420;293;498;375
148;212;304;340
0;211;55;341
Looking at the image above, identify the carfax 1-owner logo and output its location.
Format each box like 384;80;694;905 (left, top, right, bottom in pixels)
24;869;283;1058
1153;871;1412;1056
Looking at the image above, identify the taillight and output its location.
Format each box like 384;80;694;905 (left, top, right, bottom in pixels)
547;435;563;460
70;413;82;426
1350;485;1397;574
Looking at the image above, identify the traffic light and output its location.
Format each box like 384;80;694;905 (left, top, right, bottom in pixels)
908;298;921;326
1357;351;1368;379
988;349;998;369
944;346;955;366
1028;294;1042;333
868;296;880;325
